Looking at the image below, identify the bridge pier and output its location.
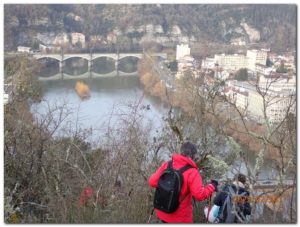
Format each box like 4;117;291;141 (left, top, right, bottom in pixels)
115;60;119;76
88;60;93;78
88;60;92;71
59;61;65;74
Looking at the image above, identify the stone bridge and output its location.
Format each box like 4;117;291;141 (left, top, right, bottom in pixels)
33;52;166;64
33;52;167;80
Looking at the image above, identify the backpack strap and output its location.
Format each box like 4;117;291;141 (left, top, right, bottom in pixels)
179;164;193;173
178;164;194;203
167;160;173;170
167;161;192;173
228;186;236;196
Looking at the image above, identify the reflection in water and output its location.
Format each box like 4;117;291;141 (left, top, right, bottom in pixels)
75;81;91;100
92;57;115;74
64;57;88;75
118;57;138;73
37;58;59;77
32;76;167;147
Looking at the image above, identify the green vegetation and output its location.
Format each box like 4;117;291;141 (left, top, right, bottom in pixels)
276;61;288;73
5;56;42;102
235;68;248;81
168;60;178;72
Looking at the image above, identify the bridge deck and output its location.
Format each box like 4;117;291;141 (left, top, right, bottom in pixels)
33;52;167;62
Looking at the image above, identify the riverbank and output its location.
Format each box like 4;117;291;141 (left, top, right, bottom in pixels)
137;56;294;169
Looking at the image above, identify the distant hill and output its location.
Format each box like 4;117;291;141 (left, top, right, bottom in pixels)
4;4;296;52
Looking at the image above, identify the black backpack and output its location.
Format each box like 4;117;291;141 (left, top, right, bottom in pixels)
153;160;193;213
219;186;248;223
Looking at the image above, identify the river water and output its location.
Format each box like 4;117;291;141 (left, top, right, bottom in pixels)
32;76;167;145
31;58;281;181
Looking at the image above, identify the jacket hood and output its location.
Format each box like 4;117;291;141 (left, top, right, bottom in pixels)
172;153;198;168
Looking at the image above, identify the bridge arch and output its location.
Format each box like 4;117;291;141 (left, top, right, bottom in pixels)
118;55;142;61
63;55;90;61
35;56;61;62
91;54;118;61
93;56;117;62
118;54;142;60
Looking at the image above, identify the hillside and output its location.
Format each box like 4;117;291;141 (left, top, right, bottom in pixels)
4;4;296;53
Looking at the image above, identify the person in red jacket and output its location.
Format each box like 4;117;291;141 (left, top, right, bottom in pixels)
148;142;218;223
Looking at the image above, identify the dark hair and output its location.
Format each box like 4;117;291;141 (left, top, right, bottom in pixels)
235;173;247;184
180;142;197;160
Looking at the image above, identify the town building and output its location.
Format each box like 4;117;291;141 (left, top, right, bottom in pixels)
225;73;295;124
246;49;268;71
227;86;249;110
107;32;117;44
258;72;296;94
230;39;247;46
171;25;182;37
255;63;274;76
53;33;69;46
89;35;106;44
176;44;191;61
154;25;164;34
215;68;230;80
175;53;198;79
214;54;247;70
145;24;154;34
39;44;61;53
17;46;31;53
71;32;85;48
201;57;216;69
208;49;269;72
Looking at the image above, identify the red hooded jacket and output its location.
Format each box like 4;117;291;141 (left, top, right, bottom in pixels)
148;154;215;223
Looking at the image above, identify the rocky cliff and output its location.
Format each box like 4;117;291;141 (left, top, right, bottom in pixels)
4;4;296;52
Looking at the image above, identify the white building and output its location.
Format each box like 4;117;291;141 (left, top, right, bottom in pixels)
215;69;230;80
171;25;182;36
226;75;295;124
145;24;154;33
202;57;215;69
258;72;296;94
53;33;69;46
227;87;249;110
210;49;268;72
71;32;85;48
154;25;164;34
214;54;247;70
255;63;274;75
89;35;105;44
176;44;191;61
247;49;268;71
17;46;31;53
39;44;61;53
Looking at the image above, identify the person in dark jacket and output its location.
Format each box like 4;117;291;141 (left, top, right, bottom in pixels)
149;142;218;223
213;173;251;223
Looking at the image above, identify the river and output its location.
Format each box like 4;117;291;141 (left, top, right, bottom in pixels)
31;57;281;181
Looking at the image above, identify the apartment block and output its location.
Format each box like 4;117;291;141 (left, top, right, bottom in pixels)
247;49;268;71
214;54;247;70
